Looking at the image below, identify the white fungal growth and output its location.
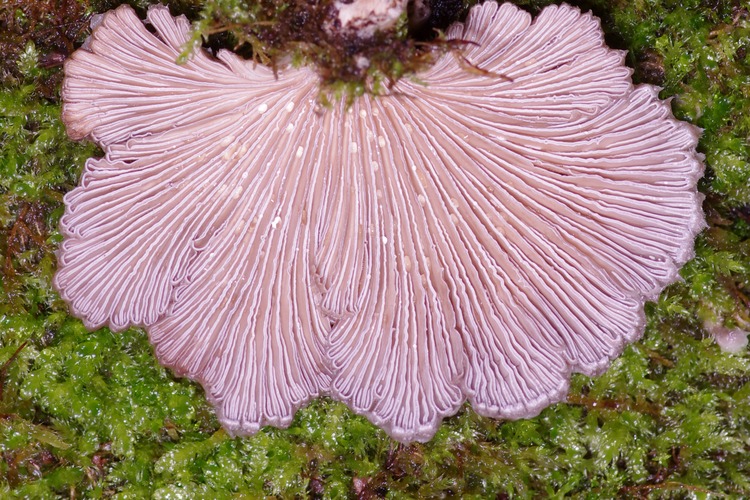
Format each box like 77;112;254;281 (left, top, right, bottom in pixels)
330;0;408;38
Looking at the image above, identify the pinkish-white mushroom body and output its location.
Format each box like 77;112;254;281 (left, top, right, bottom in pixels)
56;2;704;442
705;321;749;353
715;328;749;353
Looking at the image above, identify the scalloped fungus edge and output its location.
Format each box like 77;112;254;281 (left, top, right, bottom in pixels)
56;1;704;443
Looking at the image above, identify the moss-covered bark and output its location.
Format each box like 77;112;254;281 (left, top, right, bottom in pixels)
1;0;749;497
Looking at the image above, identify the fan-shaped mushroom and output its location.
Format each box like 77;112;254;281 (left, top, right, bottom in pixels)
56;2;704;442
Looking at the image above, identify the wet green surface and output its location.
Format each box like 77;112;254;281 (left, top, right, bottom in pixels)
1;0;749;497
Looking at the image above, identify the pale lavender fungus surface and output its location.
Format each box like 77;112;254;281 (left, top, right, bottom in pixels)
55;2;704;442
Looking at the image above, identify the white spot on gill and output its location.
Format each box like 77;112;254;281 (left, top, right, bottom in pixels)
403;256;412;272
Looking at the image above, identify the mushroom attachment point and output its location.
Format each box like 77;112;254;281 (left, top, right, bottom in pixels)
57;2;704;442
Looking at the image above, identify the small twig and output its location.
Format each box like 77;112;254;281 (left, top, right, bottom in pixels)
566;393;662;418
453;51;514;82
718;275;750;310
0;342;28;401
619;481;715;496
646;349;675;368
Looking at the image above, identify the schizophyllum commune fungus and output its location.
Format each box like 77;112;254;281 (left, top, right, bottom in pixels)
56;2;704;442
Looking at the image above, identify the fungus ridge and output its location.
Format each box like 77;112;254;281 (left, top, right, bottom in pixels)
57;2;704;442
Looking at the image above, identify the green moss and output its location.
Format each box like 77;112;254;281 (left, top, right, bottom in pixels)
1;0;750;497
